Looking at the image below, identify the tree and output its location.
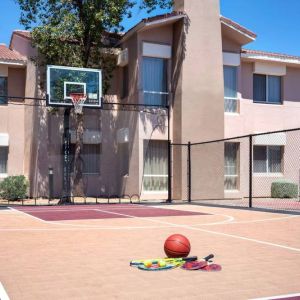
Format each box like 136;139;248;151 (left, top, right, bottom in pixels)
16;0;173;200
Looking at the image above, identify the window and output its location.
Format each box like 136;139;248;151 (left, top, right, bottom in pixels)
0;147;8;174
224;143;239;190
143;57;168;106
143;140;168;192
118;143;129;176
70;144;101;174
253;74;281;104
253;146;283;174
121;66;129;99
0;77;8;104
224;66;238;113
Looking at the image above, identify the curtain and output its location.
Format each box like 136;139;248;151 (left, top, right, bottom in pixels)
82;144;100;174
224;66;237;98
0;77;8;104
268;146;282;173
224;143;239;190
0;147;8;173
253;146;267;173
253;74;266;102
118;143;129;176
143;140;168;191
223;66;237;112
268;76;281;103
253;146;282;173
143;57;167;106
70;144;100;174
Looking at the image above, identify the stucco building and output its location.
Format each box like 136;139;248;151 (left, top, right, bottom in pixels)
2;0;300;201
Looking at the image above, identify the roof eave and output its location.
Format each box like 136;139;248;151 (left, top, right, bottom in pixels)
0;59;27;66
241;53;300;66
221;20;256;45
117;14;185;46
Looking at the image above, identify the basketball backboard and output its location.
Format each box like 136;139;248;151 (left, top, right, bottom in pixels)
47;65;102;108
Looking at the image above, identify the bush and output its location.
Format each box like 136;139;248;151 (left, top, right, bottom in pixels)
271;180;298;199
0;175;29;200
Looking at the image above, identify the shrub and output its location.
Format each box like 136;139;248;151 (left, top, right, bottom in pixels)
271;180;298;199
0;175;29;200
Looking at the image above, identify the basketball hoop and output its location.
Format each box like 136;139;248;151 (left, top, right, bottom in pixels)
70;93;87;114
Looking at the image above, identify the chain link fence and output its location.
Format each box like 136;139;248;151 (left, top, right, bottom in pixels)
171;128;300;213
0;104;169;206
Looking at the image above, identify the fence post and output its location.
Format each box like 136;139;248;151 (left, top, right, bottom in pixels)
167;140;172;203
188;142;191;203
48;167;54;202
249;135;253;208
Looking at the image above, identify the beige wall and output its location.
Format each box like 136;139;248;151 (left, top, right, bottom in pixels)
172;0;225;200
222;31;241;53
0;65;26;177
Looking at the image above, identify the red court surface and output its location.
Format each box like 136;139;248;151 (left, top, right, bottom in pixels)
14;204;209;221
1;204;300;300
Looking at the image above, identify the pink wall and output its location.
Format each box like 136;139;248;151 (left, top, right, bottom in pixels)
225;61;300;199
225;62;300;137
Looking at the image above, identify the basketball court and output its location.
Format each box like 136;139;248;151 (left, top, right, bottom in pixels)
0;203;300;300
0;55;299;300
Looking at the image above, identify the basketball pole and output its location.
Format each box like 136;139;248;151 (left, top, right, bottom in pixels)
62;108;71;203
167;101;172;203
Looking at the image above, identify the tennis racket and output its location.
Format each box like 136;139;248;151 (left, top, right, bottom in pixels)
130;255;198;267
181;254;214;270
137;261;182;271
199;263;222;272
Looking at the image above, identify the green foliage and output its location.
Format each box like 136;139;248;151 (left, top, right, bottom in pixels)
16;0;173;92
0;175;29;200
271;180;298;199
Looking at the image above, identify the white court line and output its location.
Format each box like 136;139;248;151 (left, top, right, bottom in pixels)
0;225;176;231
189;214;235;226
0;214;296;231
221;215;299;225
13;207;153;213
250;292;300;299
7;206;300;252
9;207;48;223
91;207;300;253
0;282;10;300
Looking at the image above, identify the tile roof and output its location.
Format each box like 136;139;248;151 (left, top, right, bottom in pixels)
242;49;300;61
0;44;26;62
118;11;185;44
220;16;257;39
141;11;185;23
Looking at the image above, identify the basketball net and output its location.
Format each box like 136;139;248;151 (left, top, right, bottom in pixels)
70;93;87;114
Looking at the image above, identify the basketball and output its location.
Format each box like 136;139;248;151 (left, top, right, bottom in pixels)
164;234;191;258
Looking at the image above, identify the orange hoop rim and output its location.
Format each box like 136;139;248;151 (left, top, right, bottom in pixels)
70;93;87;114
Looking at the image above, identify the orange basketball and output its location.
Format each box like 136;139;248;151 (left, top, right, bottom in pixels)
164;234;191;258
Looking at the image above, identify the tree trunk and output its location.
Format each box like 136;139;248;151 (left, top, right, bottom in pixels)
73;113;85;197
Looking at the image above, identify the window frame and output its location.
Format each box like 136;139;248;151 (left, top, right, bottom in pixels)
0;146;8;176
224;142;240;191
143;139;168;193
253;145;283;176
121;65;129;99
253;74;282;105
70;143;101;175
142;56;169;107
223;65;239;114
0;76;8;105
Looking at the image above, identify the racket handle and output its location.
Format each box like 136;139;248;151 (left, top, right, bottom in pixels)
183;256;198;262
204;254;214;261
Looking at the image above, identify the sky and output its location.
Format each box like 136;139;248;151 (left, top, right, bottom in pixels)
0;0;300;56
